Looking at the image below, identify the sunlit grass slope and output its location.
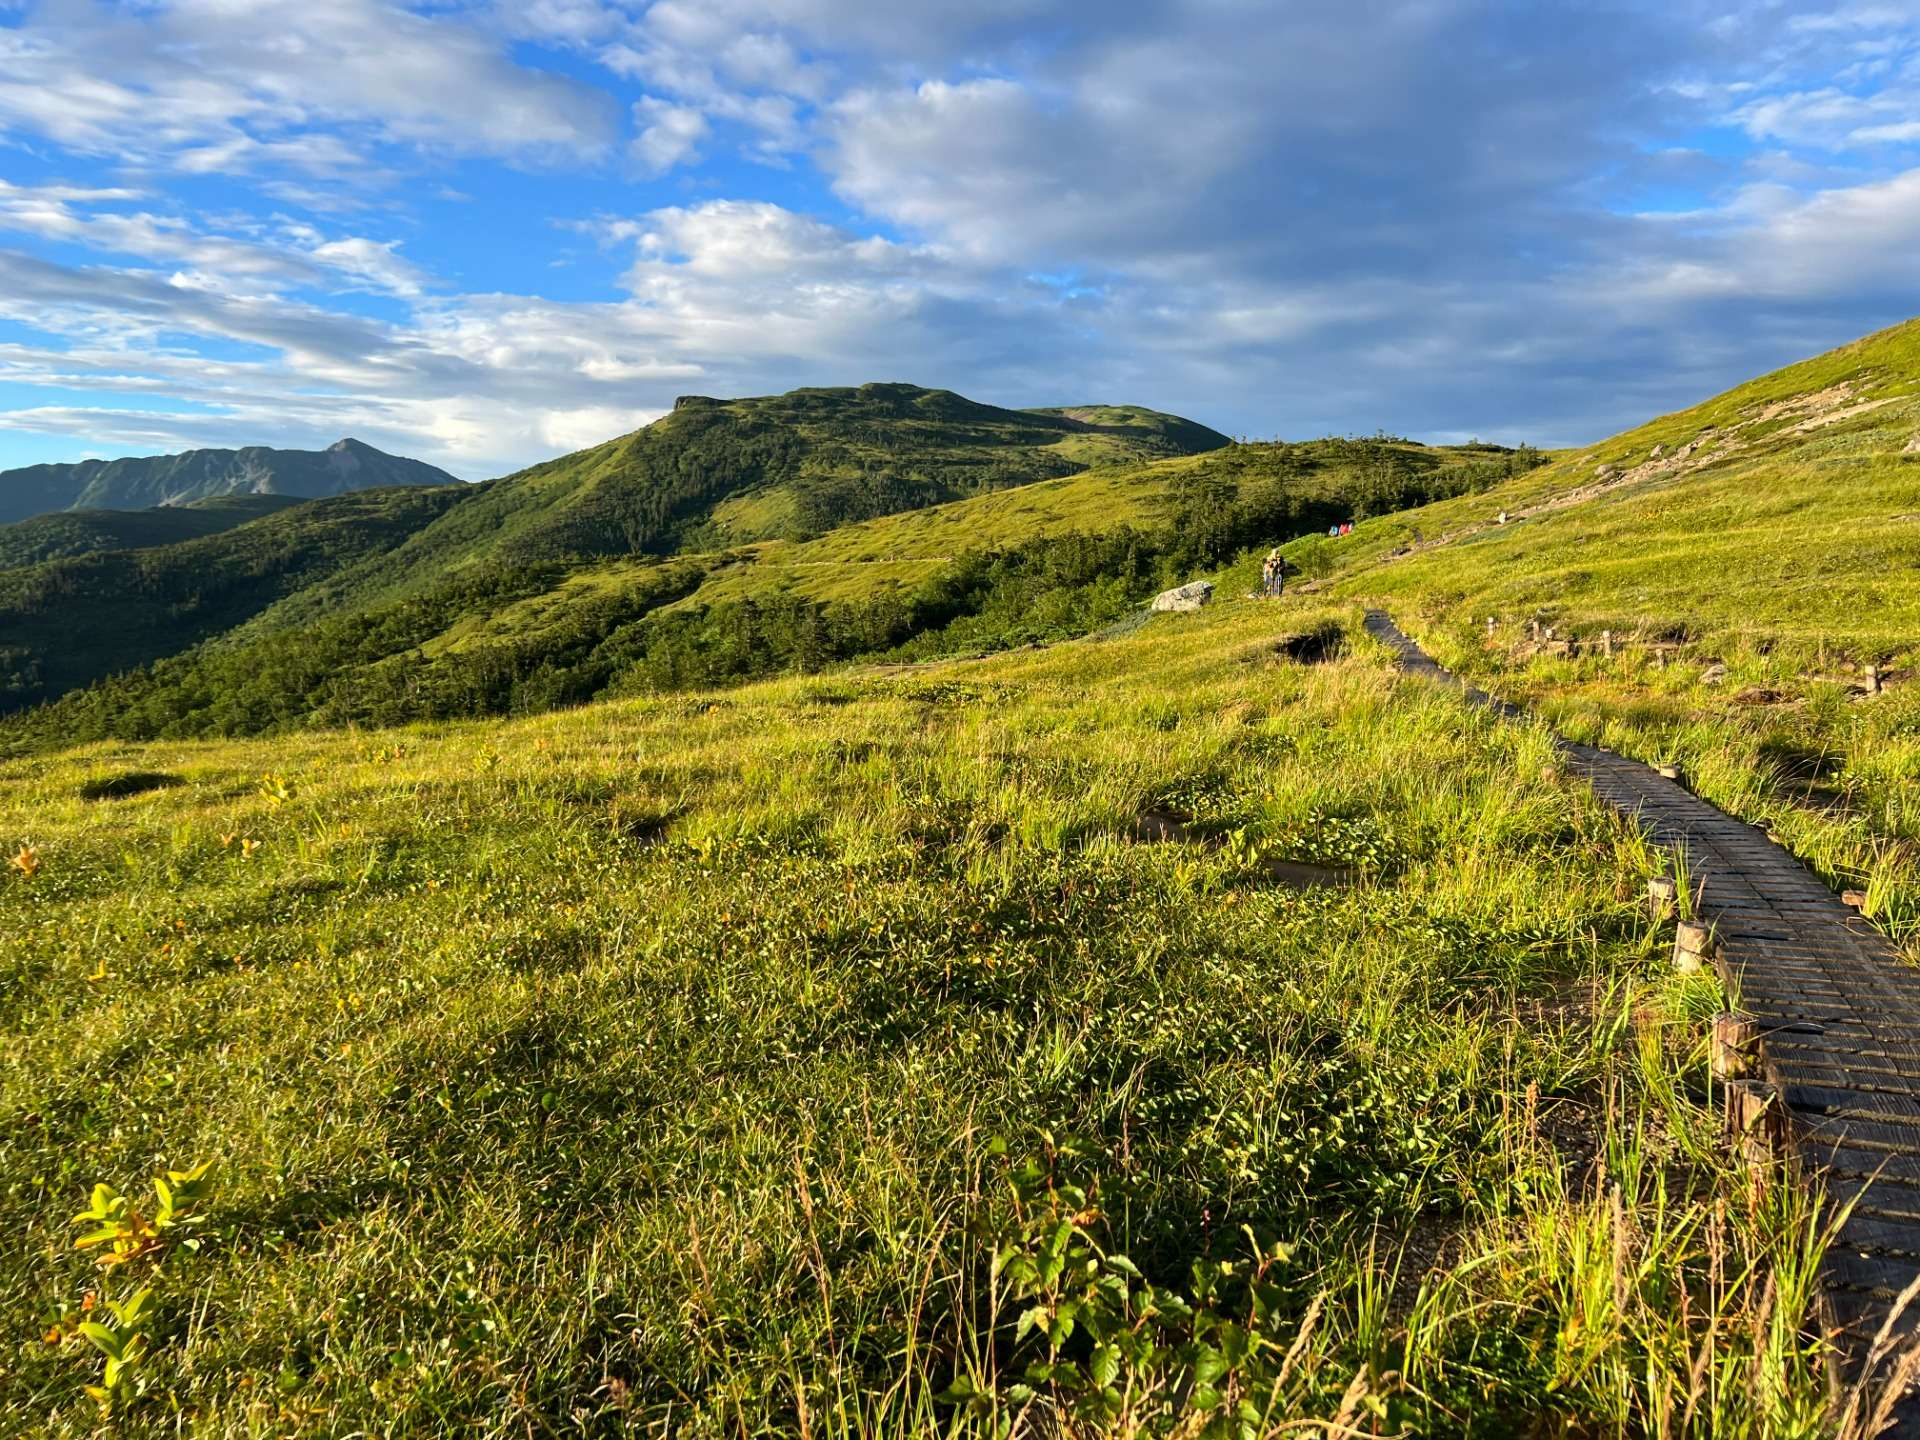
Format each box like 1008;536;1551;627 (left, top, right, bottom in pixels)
1293;315;1920;980
1296;315;1920;652
1;589;1843;1435
584;434;1511;614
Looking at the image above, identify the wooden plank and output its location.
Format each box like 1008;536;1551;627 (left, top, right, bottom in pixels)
1365;608;1920;1406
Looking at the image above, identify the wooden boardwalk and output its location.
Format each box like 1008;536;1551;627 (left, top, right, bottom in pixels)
1364;609;1920;1411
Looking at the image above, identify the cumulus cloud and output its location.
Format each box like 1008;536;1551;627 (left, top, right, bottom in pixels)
0;0;618;177
6;0;1920;477
632;97;709;175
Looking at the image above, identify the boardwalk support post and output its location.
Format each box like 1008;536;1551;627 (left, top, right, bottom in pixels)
1647;876;1678;922
1674;920;1717;975
1724;1079;1787;1184
1710;1011;1761;1081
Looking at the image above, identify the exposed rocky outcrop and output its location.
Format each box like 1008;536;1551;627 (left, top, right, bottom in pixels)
1150;580;1213;612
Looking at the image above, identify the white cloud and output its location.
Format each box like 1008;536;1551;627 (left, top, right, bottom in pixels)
0;0;618;179
307;237;429;297
631;97;709;175
7;0;1920;480
0;180;429;296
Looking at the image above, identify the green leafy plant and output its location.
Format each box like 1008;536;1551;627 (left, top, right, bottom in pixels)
76;1287;157;1410
947;1136;1368;1437
61;1162;214;1413
72;1161;214;1269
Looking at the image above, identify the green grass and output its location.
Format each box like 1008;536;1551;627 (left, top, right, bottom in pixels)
0;593;1853;1435
1287;316;1920;983
1301;316;1920;653
16;327;1920;1433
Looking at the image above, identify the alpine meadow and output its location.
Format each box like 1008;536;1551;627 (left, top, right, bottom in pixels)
5;3;1920;1438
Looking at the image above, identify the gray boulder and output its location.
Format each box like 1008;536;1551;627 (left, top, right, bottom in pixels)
1150;580;1214;613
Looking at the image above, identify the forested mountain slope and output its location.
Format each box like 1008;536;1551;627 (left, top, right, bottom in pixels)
0;486;469;709
0;495;304;569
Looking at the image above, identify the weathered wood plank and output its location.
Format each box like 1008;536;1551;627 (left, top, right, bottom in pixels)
1364;609;1920;1409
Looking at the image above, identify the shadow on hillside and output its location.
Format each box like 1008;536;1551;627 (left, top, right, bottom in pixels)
79;770;185;800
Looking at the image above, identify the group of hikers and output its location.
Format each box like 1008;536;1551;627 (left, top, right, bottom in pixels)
1258;518;1360;597
1260;548;1289;598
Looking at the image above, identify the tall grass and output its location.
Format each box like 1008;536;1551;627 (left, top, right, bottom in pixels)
0;598;1856;1434
1409;615;1920;965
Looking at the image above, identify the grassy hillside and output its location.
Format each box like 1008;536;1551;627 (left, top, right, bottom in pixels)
1022;403;1234;466
1295;316;1920;650
0;386;1233;724
245;385;1230;631
672;435;1530;612
0;496;305;569
0;590;1837;1434
1289;315;1920;971
0;439;457;525
1;435;1538;749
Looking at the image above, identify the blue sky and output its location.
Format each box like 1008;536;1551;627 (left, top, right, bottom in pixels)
0;1;1918;478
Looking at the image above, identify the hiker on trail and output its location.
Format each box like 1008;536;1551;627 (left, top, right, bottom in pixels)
1263;548;1286;597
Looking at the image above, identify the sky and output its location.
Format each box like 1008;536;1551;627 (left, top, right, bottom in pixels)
0;1;1918;479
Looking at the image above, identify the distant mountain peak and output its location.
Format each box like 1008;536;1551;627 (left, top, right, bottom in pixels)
0;439;458;525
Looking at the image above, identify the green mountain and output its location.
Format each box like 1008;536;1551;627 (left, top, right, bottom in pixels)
0;486;469;709
0;494;305;569
0;437;459;524
350;384;1223;574
0;384;1235;725
0;432;1526;746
